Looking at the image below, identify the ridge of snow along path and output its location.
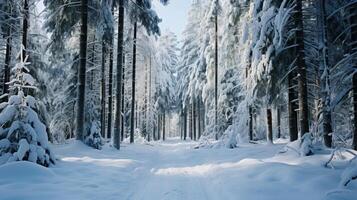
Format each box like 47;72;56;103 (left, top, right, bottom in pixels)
0;138;356;200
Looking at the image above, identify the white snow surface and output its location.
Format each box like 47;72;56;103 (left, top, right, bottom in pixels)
0;138;356;200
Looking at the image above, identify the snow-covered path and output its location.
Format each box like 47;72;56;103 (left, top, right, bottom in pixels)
0;138;355;200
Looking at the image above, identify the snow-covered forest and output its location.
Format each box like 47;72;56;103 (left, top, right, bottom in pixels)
0;0;357;199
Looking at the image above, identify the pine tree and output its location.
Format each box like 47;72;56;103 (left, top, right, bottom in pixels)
0;47;55;167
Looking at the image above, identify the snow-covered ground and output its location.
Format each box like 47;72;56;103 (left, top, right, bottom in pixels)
0;138;356;200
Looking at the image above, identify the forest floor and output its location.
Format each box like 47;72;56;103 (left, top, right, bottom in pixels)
0;138;356;200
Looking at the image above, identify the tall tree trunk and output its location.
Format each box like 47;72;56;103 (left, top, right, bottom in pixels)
121;54;125;141
76;0;88;141
157;113;161;141
107;40;113;139
148;54;152;141
317;0;332;147
22;0;29;58
3;27;11;99
135;101;138;129
159;113;162;140
277;107;281;139
267;109;273;143
130;21;137;144
2;2;12;100
184;106;187;140
288;72;299;141
295;0;309;136
249;106;253;141
90;36;95;91
101;41;106;138
189;103;192;140
351;2;357;150
107;3;115;139
193;98;197;141
179;108;183;140
198;98;201;139
114;0;125;149
163;112;166;141
214;4;219;141
144;61;148;138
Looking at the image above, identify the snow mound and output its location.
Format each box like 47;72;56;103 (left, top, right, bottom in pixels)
340;157;357;187
0;161;55;182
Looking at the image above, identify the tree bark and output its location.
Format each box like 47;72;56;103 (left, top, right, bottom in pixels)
22;0;29;58
249;106;253;141
316;0;332;148
135;101;138;129
267;109;273;143
148;54;152;141
198;98;201;139
101;41;106;138
288;72;299;141
163;112;166;141
130;21;137;144
121;54;125;141
157;113;161;141
189;103;192;140
184;105;187;140
277;107;281;139
295;0;310;136
193;98;197;141
3;28;11;99
107;40;113;139
114;0;125;149
106;2;115;139
351;3;357;150
214;4;219;141
76;0;88;141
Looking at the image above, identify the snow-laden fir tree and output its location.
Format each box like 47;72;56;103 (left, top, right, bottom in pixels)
0;46;55;167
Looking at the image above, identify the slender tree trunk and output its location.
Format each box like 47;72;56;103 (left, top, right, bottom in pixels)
214;5;219;141
316;0;332;147
193;98;197;141
351;3;357;150
121;54;125;141
288;72;299;141
179;109;183;140
76;0;88;141
277;107;281;139
2;2;12;100
106;3;115;139
184;106;187;140
163;112;166;141
107;41;113;139
198;98;201;139
190;103;194;140
353;74;357;150
101;41;106;138
267;109;273;143
135;101;138;129
130;21;137;144
90;36;95;91
157;113;161;141
3;28;11;99
114;0;125;149
144;62;148;137
22;0;29;58
249;106;253;141
295;0;310;136
148;54;152;141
